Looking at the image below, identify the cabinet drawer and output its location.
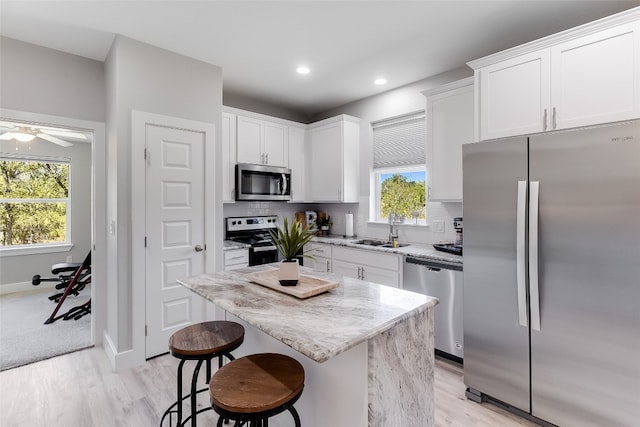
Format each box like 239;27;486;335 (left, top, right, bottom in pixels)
332;246;400;271
306;242;332;258
224;249;249;266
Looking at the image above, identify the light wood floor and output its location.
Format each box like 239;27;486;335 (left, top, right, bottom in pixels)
0;347;539;426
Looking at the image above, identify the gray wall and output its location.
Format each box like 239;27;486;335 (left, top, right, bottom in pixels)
0;37;105;122
0;37;103;286
104;36;223;351
309;66;471;245
0;139;92;286
224;91;310;124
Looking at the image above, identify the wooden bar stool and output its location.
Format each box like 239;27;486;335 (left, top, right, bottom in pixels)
160;321;245;427
209;353;305;427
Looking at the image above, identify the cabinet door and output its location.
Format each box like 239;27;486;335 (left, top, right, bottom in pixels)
332;259;360;280
479;50;550;140
360;265;400;288
222;112;237;202
428;84;474;201
309;123;342;201
263;121;288;167
551;21;640;130
288;127;306;202
306;256;331;273
237;115;263;164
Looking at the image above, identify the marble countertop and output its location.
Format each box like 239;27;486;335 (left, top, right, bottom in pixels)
223;240;251;250
311;235;463;265
177;264;438;363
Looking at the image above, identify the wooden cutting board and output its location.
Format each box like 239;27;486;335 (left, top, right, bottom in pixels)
245;269;339;299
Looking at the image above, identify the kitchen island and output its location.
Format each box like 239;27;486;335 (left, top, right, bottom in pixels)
177;264;438;427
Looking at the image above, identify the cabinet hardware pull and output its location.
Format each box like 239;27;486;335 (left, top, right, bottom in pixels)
529;181;541;331
552;107;557;130
516;181;528;328
543;109;548;131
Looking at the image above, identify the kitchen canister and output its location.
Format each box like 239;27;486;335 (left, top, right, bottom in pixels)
345;211;354;237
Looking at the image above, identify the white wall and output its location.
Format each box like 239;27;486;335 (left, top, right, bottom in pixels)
223;202;359;238
104;36;223;354
0;139;92;287
309;66;471;245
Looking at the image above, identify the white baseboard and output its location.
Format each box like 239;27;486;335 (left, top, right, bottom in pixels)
102;330;145;372
0;280;57;295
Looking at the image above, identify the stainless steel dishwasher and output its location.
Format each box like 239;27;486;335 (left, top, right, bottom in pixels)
403;257;463;361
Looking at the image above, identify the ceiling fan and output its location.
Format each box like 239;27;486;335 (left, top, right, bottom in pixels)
0;121;86;147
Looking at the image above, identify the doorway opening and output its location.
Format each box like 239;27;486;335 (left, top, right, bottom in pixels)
0;112;105;370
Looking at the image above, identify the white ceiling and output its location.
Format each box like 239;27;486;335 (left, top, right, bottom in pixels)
1;1;638;117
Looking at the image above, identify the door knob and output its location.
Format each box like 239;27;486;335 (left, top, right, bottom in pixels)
195;245;204;252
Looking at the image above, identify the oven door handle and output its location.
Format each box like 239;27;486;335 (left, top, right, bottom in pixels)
253;245;277;252
280;173;288;196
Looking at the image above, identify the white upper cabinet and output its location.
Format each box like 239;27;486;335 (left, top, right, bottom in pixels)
288;127;306;202
237;115;288;167
423;77;474;202
222;112;237;203
307;115;360;202
470;11;640;140
478;50;550;140
550;22;640;130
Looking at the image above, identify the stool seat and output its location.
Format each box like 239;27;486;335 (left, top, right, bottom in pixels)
161;321;245;427
169;321;245;358
210;353;305;414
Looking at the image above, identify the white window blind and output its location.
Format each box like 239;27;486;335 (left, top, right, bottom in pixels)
372;111;426;169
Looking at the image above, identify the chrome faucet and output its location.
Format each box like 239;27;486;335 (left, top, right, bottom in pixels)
388;213;399;245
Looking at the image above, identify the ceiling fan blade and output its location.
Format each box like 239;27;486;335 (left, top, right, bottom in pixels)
0;131;15;140
37;133;73;147
40;128;88;139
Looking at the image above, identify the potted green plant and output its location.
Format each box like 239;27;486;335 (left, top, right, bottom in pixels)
316;215;333;236
268;217;316;286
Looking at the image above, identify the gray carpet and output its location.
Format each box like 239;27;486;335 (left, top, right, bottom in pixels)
0;286;92;371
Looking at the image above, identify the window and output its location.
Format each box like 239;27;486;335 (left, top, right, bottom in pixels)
372;112;427;224
0;156;71;248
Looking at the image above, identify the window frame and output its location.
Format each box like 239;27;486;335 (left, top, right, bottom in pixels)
0;154;73;256
372;164;427;225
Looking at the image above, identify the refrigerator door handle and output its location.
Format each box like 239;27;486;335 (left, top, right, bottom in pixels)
529;181;541;331
516;181;528;328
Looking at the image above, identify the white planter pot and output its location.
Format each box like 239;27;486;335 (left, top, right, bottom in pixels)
278;259;300;286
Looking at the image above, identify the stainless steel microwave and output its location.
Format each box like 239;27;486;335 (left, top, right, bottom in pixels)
235;163;291;201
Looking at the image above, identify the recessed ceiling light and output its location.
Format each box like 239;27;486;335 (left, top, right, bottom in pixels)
296;66;310;75
374;78;387;85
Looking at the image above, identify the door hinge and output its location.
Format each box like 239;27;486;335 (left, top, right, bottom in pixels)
144;236;147;248
145;325;148;336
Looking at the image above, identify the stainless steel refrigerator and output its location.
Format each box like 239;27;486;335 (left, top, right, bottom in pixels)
462;120;640;426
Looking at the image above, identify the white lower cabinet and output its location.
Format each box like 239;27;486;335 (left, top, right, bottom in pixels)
224;248;249;271
331;246;401;288
305;242;332;273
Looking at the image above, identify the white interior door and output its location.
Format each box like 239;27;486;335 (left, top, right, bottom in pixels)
145;124;206;358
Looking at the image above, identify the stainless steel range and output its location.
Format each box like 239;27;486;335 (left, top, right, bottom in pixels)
225;216;279;266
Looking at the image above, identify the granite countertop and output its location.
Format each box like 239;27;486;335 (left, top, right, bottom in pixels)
177;264;438;363
311;235;463;265
223;240;251;250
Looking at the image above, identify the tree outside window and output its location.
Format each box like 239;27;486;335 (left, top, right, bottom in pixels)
375;168;426;224
0;158;70;246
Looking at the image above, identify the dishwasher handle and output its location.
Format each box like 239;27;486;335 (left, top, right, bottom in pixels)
405;257;463;272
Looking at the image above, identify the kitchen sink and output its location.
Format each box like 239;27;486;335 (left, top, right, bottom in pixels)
354;239;409;248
